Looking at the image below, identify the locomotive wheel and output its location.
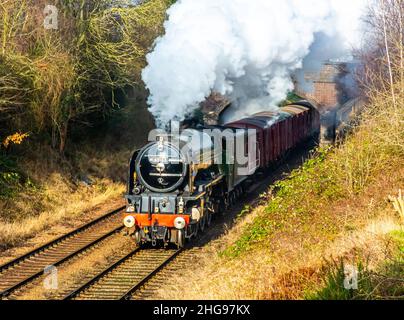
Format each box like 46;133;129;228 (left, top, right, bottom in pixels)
225;194;231;209
230;192;236;206
238;186;244;198
199;213;206;233
177;230;185;249
206;211;213;227
239;186;245;197
220;198;227;213
218;199;226;216
192;223;199;238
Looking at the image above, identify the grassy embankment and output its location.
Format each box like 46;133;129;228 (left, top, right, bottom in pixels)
0;99;154;251
158;88;404;300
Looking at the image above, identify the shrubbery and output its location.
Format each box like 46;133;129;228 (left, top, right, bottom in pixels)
0;0;171;152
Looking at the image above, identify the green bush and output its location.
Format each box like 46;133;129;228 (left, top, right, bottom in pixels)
306;260;373;300
0;154;36;199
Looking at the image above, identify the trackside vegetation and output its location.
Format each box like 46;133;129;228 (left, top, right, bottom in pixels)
0;0;173;249
0;0;172;152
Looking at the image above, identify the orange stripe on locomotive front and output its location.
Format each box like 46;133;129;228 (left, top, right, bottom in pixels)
124;213;190;228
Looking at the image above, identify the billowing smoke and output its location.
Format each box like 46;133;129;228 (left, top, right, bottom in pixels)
142;0;367;127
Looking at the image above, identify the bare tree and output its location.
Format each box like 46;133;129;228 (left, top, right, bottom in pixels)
357;0;403;98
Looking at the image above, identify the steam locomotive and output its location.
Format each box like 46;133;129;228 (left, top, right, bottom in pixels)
123;101;320;248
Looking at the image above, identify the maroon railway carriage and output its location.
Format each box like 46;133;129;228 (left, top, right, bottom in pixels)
225;101;320;169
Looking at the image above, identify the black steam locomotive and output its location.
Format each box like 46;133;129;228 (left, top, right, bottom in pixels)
123;101;320;248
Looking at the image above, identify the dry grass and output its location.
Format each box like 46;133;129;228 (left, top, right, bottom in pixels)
73;144;133;182
0;174;125;250
0;138;129;251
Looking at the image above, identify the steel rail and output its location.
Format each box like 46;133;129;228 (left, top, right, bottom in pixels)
120;249;182;300
64;248;182;300
0;225;124;298
63;247;142;300
0;206;125;273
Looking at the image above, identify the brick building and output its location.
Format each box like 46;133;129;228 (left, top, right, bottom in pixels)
296;62;356;113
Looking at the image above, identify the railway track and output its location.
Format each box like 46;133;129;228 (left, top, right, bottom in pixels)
0;206;125;299
64;248;181;300
129;248;202;300
0;142;316;300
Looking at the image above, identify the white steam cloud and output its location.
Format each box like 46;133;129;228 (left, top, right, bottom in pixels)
142;0;367;127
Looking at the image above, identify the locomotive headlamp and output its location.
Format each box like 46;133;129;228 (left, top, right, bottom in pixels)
174;217;186;230
124;215;136;228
